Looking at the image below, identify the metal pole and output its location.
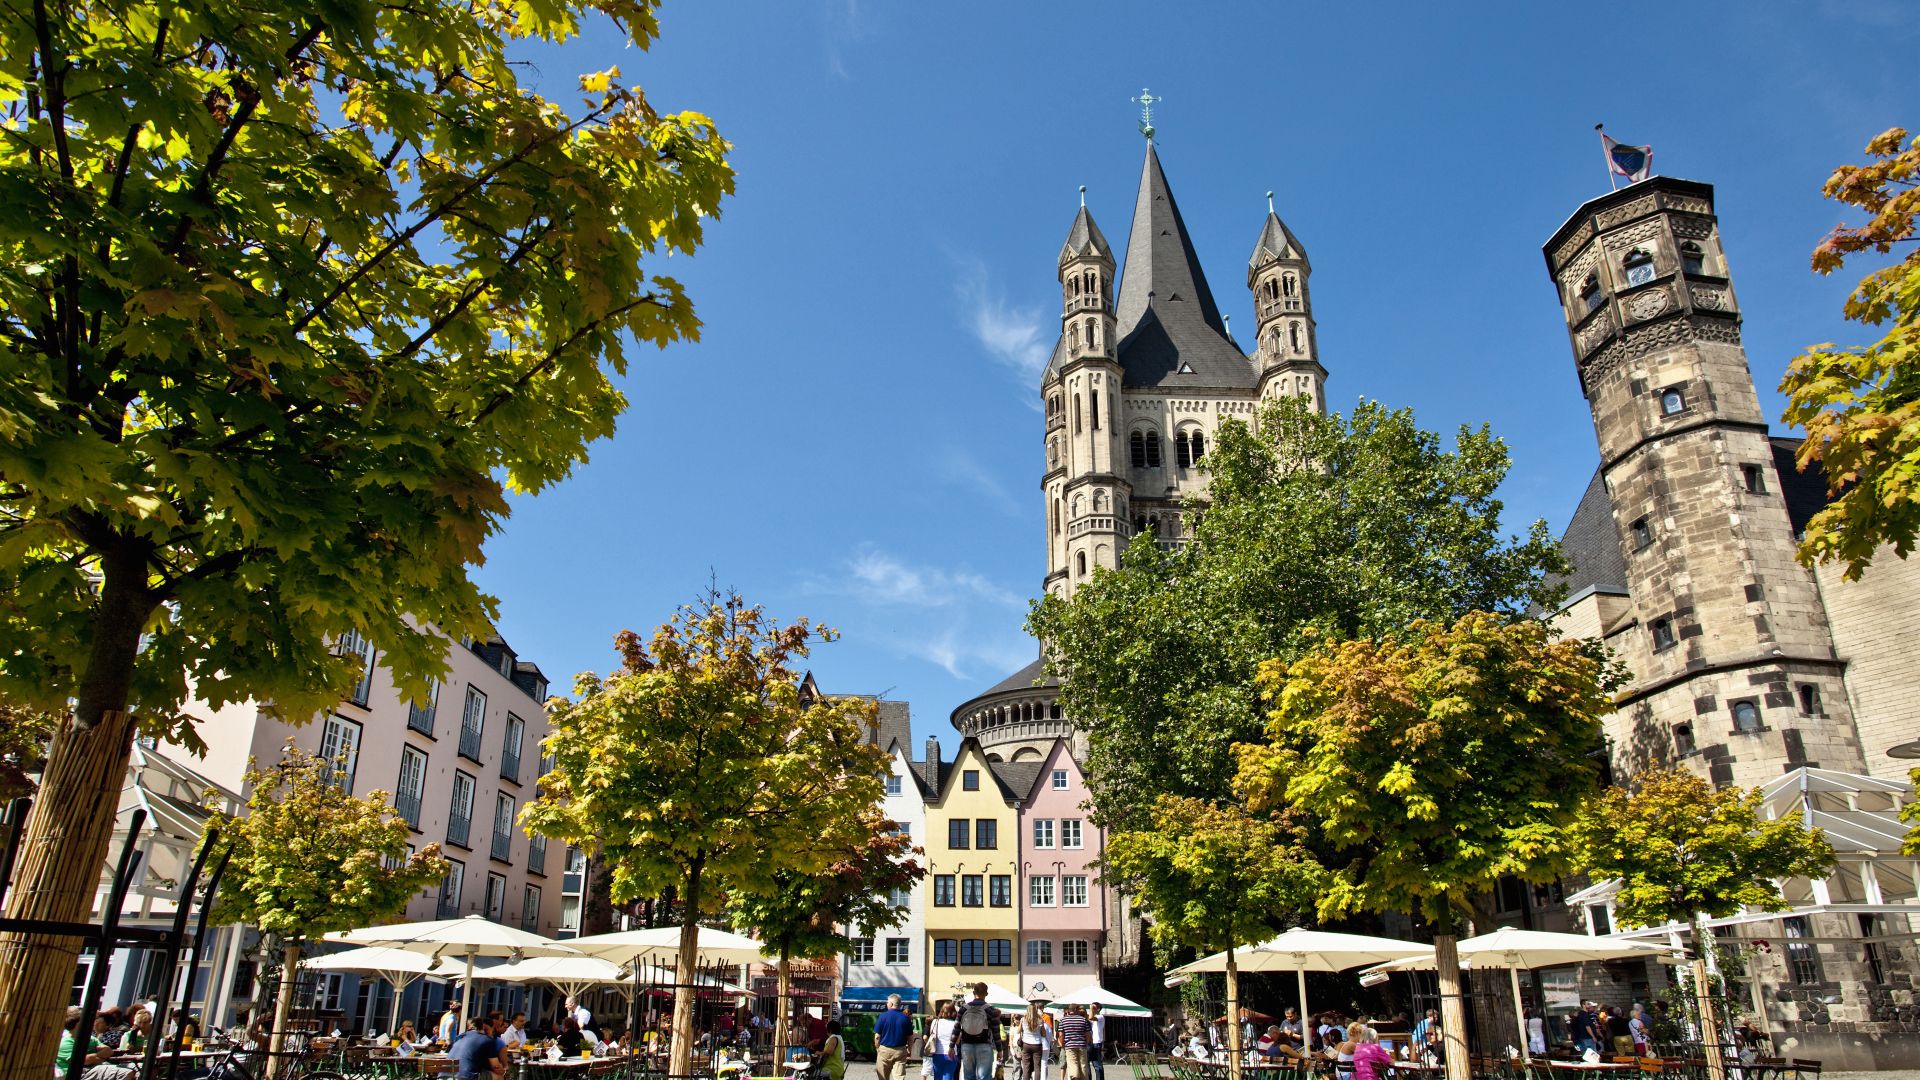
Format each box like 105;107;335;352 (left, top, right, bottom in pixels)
1294;970;1308;1051
69;809;149;1080
145;832;219;1080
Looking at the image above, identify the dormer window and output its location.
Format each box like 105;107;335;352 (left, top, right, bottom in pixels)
1659;386;1688;416
1680;242;1705;276
1579;274;1602;313
1623;248;1655;287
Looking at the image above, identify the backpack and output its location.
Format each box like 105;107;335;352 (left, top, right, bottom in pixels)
959;1001;993;1038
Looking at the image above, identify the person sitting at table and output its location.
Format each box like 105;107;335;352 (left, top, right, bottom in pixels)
1257;1026;1311;1064
57;1007;137;1080
818;1021;846;1080
451;1017;504;1080
557;1018;588;1057
167;1010;203;1052
502;1014;529;1050
1349;1028;1392;1080
1324;1025;1357;1077
393;1021;419;1048
124;1008;154;1055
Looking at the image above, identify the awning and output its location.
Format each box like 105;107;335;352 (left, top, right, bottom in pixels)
839;986;920;1011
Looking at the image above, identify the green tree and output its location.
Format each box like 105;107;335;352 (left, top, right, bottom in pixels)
1028;398;1566;830
1238;612;1619;1080
205;746;448;1063
0;701;57;800
0;0;731;1059
1904;767;1920;855
1574;769;1835;1080
1779;126;1920;578
523;590;886;1080
1102;795;1322;1080
727;810;924;1062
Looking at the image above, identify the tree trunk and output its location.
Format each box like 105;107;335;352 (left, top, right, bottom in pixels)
773;948;793;1066
0;544;155;1080
271;942;302;1077
1225;948;1243;1080
668;861;704;1080
1691;918;1725;1080
1434;934;1471;1080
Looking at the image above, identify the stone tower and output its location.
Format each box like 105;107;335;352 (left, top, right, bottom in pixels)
1542;178;1865;784
1247;202;1326;411
1045;200;1127;602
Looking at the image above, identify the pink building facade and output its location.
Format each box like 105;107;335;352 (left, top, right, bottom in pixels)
1016;740;1105;999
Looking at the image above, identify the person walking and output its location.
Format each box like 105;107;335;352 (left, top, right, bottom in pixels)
1087;1005;1104;1080
874;995;914;1080
1052;1005;1092;1080
928;1002;961;1080
1013;1004;1052;1080
955;985;1001;1080
1570;1003;1599;1055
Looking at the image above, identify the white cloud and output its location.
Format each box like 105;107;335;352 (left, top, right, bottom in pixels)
823;0;867;80
798;546;1036;680
932;446;1019;516
957;263;1052;385
837;545;1023;611
897;624;1037;681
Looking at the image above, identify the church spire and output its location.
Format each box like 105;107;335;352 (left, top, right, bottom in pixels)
1114;143;1229;340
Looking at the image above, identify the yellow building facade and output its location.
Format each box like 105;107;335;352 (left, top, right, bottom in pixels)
920;737;1021;1003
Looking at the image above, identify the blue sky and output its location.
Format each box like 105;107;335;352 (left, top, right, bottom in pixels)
481;1;1917;750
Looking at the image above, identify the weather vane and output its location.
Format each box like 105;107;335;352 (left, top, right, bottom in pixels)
1132;88;1160;141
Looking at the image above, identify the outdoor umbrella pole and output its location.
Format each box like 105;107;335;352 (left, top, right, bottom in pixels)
464;948;477;1023
1507;966;1527;1056
1295;970;1308;1051
391;975;414;1034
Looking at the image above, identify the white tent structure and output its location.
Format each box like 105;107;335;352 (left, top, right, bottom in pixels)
328;914;579;1017
1170;928;1432;1044
305;947;456;1032
1364;927;1673;1052
1039;985;1151;1018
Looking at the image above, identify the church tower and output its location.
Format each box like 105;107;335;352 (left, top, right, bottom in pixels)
1542;178;1865;784
1247;197;1326;411
1043;195;1127;601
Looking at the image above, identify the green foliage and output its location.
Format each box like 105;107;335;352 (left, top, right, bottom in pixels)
523;589;889;910
1780;127;1920;579
726;809;926;961
1238;612;1620;928
0;700;57;800
1903;767;1920;855
205;745;448;938
0;0;734;736
1574;769;1837;938
1102;795;1321;957
1028;398;1567;829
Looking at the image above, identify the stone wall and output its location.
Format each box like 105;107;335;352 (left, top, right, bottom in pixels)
1813;547;1920;780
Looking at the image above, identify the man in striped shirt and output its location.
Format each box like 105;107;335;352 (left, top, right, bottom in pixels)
1053;1005;1093;1080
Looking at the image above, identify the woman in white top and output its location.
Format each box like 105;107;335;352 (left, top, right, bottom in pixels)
927;1002;961;1080
1013;1005;1052;1080
1526;1011;1547;1056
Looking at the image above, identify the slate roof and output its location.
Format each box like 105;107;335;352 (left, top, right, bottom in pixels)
1247;211;1310;278
1770;436;1830;538
873;700;912;757
1058;205;1111;265
980;655;1058;697
1553;468;1631;602
1112;145;1257;392
989;761;1044;800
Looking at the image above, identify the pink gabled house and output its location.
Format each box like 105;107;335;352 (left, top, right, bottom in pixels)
1016;739;1106;998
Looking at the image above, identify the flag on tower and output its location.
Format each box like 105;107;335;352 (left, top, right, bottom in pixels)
1600;132;1653;182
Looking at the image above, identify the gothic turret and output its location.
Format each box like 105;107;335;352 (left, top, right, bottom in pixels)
1046;193;1127;600
1248;197;1324;411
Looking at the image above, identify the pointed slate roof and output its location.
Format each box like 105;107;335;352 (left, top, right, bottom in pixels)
1552;468;1630;603
1113;145;1256;391
1247;210;1310;280
1058;206;1111;265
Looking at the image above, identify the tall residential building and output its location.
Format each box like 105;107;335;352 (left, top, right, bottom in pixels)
919;737;1022;1001
1014;742;1107;999
839;698;927;1016
1543;177;1920;1069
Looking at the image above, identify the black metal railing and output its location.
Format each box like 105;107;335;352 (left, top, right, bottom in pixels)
499;748;520;783
491;829;512;862
407;699;436;735
395;789;422;828
447;811;471;847
457;723;483;761
528;835;547;874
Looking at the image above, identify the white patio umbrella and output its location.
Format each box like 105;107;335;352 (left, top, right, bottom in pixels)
566;925;771;968
327;914;580;1020
1169;928;1431;1047
1039;984;1152;1018
468;954;630;1001
1363;927;1674;1054
304;946;456;1032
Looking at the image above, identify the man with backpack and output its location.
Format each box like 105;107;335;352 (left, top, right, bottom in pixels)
956;984;1001;1080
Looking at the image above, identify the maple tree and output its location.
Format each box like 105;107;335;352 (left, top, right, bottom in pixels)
1780;126;1920;578
1575;768;1833;1080
205;746;448;1062
1028;397;1566;831
1103;795;1321;1080
0;0;731;1066
727;811;924;1062
523;590;887;1080
0;701;56;800
1237;612;1619;1080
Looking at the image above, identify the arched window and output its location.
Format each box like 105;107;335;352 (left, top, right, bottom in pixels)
1289;323;1302;352
1085;318;1097;350
1070;276;1080;297
1579;274;1602;313
1075;552;1087;578
1071;494;1084;518
1093;491;1107;512
1191;431;1207;462
1660;386;1687;416
1271;327;1284;354
1680;242;1705;276
1069;323;1079;351
1175;431;1192;469
1052;498;1062;535
1073;394;1082;434
1134;515;1147;535
1623;248;1655;287
1090;390;1100;430
1283;274;1297;298
1129;430;1146;468
1143;430;1161;468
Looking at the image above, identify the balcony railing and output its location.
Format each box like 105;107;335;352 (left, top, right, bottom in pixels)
396;790;422;829
447;812;471;848
458;725;483;762
528;836;547;875
491;829;513;862
408;700;435;736
499;749;520;784
520;908;539;933
436;889;460;918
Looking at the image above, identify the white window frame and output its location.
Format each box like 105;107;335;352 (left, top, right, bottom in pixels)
492;792;515;858
1025;939;1052;966
522;884;541;932
1033;818;1055;849
1030;875;1055;907
396;746;427;827
319;715;362;793
1062;874;1089;907
1051;770;1069;790
850;938;874;965
1061;818;1083;849
461;686;488;753
485;872;507;921
885;775;903;796
336;629;375;706
440;859;465;917
1062;940;1089;966
448;770;476;845
885;937;910;965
